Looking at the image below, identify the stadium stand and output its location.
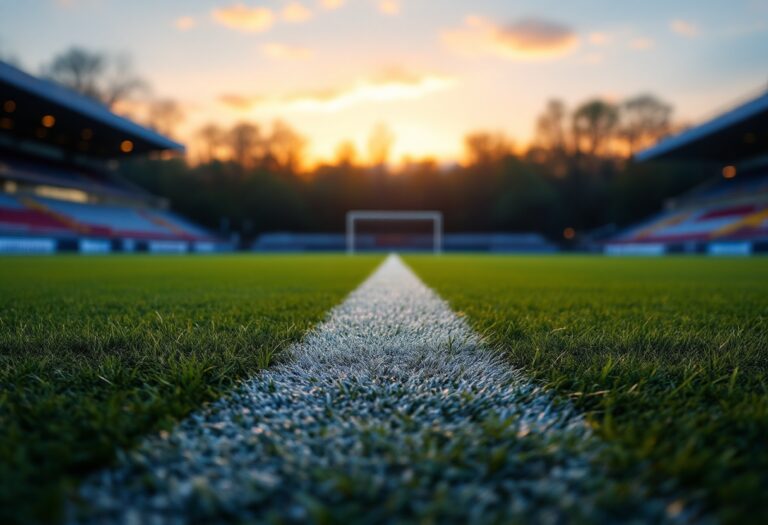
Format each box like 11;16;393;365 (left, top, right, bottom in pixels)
0;60;222;253
0;192;71;235
608;88;768;255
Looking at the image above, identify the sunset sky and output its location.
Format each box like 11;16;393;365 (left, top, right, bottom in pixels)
1;0;767;164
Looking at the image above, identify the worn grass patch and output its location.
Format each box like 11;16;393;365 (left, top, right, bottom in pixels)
0;254;381;524
406;255;768;524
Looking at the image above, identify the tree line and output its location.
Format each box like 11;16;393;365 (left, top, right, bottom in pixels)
120;90;711;243
120;122;712;243
21;47;719;242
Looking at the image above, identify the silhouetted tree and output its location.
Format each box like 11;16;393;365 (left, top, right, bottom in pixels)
147;99;185;138
266;120;307;172
535;99;568;154
229;122;262;169
334;140;359;167
43;47;147;108
197;123;226;163
572;99;619;156
367;122;395;167
620;94;673;155
463;131;513;165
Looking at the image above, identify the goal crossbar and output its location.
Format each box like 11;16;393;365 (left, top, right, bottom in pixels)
346;210;443;254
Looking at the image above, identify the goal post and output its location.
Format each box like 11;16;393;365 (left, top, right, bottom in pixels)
346;210;443;254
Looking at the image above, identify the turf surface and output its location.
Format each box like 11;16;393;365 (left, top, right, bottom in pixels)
0;254;381;524
406;255;768;524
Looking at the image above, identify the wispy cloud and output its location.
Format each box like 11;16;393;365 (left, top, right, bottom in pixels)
629;37;654;50
670;19;699;37
212;3;275;33
443;16;579;61
174;16;197;31
282;2;313;23
319;0;344;10
219;70;457;113
261;42;314;60
378;0;400;16
219;94;263;110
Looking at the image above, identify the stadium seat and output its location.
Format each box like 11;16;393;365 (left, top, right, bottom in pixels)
611;175;768;246
0;191;215;243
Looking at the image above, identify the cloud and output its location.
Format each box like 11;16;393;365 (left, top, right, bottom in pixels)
629;37;654;50
219;94;263;110
319;0;344;10
212;4;275;33
174;16;197;31
219;70;457;113
261;42;314;60
670;19;698;37
282;2;312;23
442;16;579;61
378;0;400;16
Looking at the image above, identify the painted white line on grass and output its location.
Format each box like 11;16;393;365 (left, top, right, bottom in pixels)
71;254;680;524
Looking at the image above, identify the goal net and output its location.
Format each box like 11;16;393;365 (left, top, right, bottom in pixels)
346;210;443;254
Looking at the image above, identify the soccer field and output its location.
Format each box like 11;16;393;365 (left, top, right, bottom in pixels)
0;255;383;523
1;254;767;523
406;255;768;523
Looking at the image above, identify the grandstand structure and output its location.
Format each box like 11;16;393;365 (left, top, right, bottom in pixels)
607;88;768;255
0;60;220;254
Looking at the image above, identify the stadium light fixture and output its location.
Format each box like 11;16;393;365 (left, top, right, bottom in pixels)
42;115;56;128
346;210;443;255
120;140;134;153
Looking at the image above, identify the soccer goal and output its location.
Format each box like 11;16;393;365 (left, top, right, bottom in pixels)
346;210;443;254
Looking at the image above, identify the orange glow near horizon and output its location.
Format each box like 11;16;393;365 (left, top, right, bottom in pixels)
25;0;762;168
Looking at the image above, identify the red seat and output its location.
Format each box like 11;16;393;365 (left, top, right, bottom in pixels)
0;207;72;231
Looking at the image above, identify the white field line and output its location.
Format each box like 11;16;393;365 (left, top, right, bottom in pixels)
71;254;682;524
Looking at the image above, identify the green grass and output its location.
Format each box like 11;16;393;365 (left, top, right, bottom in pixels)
0;254;381;525
406;255;768;524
